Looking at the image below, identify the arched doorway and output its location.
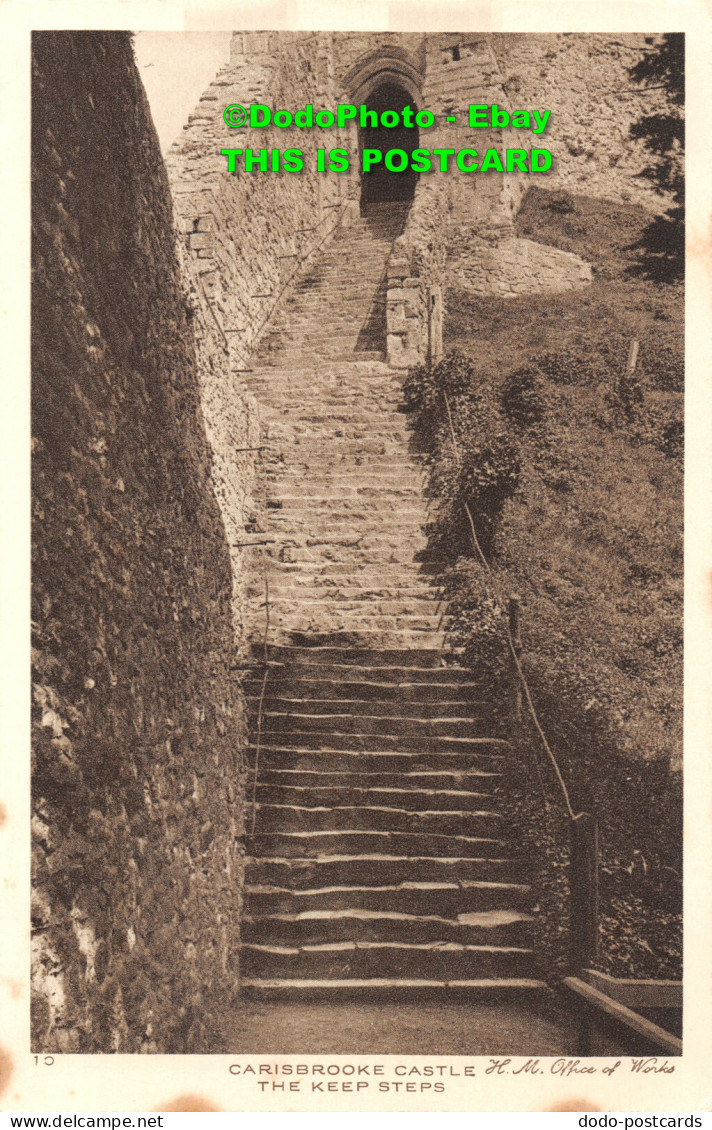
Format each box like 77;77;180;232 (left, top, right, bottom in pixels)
358;82;420;210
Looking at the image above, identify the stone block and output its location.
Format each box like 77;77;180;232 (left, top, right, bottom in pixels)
387;306;408;334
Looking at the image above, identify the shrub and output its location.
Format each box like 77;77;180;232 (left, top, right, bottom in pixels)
644;343;683;392
455;436;521;557
501;365;548;427
442;559;510;692
405;351;521;559
402;348;478;418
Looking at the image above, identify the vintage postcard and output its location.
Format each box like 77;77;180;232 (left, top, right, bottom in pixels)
1;0;710;1116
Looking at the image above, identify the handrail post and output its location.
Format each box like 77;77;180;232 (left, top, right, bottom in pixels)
427;285;443;367
569;811;599;970
508;594;523;723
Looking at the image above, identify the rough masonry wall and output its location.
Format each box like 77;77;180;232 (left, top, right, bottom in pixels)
170;32;671;362
166;32;362;381
31;31;252;1053
490;33;671;209
380;32;592;321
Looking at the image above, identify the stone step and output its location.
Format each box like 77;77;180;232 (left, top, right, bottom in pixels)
267;314;385;325
242;908;534;948
284;272;388;286
252;558;438;573
264;409;413;426
259;458;414;474
287;273;388;285
251;660;473;683
248;580;442;598
271;304;383;319
245;623;447;643
287;289;384;303
261;439;422;453
261;517;433;537
249;388;407;404
240;977;547;999
251;711;488;741
256;405;411;421
262;502;431;521
246;608;446;627
258;644;449;668
260;480;429;496
260;440;418;456
247;592;443;610
248;574;440;592
262;425;413;442
253;803;502;837
308;261;389;272
291;282;385;296
254;784;497;812
262;430;406;447
246;830;506;861
245;606;445;624
254;503;431;519
248;709;488;736
253;767;500;788
258;351;386;366
251;719;496;749
251;556;447;574
247;698;480;721
256;552;447;573
250;589;443;607
263;495;431;510
249;375;406;391
264;430;414;445
248;587;442;604
244;854;513;890
250;630;449;651
249;558;440;574
251;355;396;371
243;680;472;703
259;338;369;354
240;940;536;982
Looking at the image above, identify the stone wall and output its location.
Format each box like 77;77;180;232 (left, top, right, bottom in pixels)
166;31;363;380
445;227;592;297
386;179;448;367
381;31;593;341
31;31;255;1053
168;32;676;363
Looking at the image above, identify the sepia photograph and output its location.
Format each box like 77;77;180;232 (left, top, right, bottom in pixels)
15;9;701;1102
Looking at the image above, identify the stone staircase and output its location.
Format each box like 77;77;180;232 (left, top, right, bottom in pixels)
240;202;542;997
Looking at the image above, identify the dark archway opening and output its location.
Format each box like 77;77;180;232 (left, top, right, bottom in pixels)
359;82;420;210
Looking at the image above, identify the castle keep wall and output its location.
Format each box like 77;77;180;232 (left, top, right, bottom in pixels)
167;31;673;362
31;31;254;1053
